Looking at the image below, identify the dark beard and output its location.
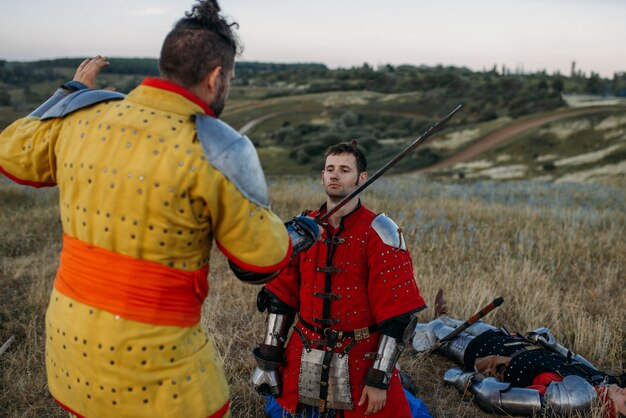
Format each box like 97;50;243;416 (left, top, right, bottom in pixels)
211;86;226;117
211;77;227;117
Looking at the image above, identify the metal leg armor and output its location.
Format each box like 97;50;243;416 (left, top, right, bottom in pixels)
444;368;542;416
445;368;597;416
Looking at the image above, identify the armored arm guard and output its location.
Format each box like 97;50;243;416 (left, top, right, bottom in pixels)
364;314;417;389
251;288;296;396
526;327;599;371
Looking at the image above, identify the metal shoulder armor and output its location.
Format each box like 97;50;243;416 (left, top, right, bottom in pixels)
195;114;269;208
40;89;125;120
371;213;406;250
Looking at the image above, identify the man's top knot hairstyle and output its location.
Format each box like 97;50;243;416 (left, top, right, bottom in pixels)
324;140;368;174
159;0;242;88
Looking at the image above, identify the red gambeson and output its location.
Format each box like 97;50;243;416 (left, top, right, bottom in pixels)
266;202;426;417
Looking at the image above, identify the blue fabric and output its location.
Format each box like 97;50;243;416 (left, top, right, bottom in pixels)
265;395;321;417
404;389;432;418
264;390;431;418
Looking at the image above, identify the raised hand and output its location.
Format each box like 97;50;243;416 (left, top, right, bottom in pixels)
73;55;110;89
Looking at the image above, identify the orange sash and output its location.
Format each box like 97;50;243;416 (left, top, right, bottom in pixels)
54;234;209;327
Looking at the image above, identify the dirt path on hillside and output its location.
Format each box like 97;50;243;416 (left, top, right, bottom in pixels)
235;105;622;169
237;109;428;136
238;112;282;135
417;107;620;173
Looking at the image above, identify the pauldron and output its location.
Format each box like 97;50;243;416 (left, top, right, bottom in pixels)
40;89;124;120
195;115;269;208
371;213;406;250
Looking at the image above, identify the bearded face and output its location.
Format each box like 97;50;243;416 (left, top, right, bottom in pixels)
321;153;366;202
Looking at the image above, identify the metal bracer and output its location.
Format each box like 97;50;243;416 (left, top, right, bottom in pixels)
526;327;599;371
365;315;417;389
261;312;294;349
444;368;542;415
364;335;402;389
251;312;293;396
251;289;296;396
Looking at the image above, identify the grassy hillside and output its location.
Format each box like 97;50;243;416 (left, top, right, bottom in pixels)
2;58;626;180
1;177;624;417
439;108;626;184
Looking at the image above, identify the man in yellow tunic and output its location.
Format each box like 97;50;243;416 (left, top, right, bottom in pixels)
0;1;321;417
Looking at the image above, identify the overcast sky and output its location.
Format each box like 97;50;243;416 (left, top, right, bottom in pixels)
0;0;624;77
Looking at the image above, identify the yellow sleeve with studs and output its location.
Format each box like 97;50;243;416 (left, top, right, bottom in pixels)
0;115;62;186
1;83;290;272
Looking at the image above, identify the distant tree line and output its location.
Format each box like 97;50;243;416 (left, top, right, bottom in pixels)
1;58;625;114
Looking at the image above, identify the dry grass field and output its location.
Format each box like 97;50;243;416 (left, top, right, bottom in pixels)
1;175;624;417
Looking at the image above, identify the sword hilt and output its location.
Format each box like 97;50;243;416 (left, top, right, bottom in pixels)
439;296;504;343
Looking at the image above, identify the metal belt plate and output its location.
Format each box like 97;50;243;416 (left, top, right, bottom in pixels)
298;348;354;410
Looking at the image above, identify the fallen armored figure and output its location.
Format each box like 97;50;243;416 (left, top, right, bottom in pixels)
412;294;626;417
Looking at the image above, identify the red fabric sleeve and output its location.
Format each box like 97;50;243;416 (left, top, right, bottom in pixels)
265;256;301;310
528;372;563;395
531;371;563;387
366;233;426;324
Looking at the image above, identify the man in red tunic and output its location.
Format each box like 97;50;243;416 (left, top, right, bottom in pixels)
251;141;428;417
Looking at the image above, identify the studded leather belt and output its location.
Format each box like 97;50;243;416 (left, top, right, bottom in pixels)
298;317;377;341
